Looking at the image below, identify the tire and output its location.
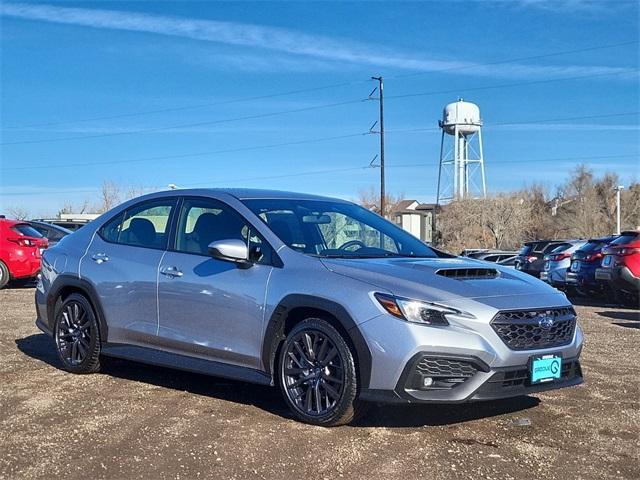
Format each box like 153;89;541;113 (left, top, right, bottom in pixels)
0;261;9;289
278;317;364;427
53;293;102;374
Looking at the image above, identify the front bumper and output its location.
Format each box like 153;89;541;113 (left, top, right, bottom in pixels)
358;308;584;404
361;355;583;404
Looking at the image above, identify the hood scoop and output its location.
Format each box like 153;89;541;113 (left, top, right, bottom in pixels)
435;268;500;280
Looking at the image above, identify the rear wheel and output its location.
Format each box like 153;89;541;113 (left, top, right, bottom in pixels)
278;318;362;426
54;293;102;374
0;261;9;289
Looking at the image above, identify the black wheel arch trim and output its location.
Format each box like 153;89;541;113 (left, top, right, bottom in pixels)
261;294;372;389
45;274;109;344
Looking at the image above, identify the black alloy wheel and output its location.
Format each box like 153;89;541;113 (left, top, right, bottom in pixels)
279;318;362;426
54;293;102;374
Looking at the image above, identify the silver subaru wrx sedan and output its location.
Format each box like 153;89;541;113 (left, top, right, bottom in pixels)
35;189;583;426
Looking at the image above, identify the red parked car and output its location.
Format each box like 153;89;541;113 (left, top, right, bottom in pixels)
596;230;640;307
0;216;49;289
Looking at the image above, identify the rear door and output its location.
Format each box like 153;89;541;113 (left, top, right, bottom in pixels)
81;198;177;346
157;197;274;369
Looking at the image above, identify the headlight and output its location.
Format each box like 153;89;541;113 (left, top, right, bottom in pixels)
374;293;474;326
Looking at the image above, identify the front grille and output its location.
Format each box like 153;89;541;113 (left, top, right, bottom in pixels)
491;307;576;350
436;268;499;280
407;356;481;390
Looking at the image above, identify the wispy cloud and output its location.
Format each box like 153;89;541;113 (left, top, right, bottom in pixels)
499;0;633;13
2;2;635;79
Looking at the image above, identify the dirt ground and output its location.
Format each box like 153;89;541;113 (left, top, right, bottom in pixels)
0;287;638;480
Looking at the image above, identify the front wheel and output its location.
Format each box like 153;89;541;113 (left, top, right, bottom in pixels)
54;293;102;374
278;318;362;426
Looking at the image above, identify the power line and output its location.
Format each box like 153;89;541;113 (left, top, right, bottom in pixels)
386;40;639;80
2;152;636;197
385;69;638;101
2;40;637;133
3;111;637;171
386;111;640;134
0;99;367;146
3;68;636;147
0;132;370;171
2;80;370;130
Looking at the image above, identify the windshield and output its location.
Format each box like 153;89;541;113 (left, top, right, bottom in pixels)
242;199;440;258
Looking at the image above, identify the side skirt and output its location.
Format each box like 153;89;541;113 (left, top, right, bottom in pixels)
101;344;273;386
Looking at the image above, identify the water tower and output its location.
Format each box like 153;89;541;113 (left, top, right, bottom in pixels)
436;99;487;203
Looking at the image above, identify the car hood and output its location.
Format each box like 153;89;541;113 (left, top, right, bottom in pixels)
320;256;567;310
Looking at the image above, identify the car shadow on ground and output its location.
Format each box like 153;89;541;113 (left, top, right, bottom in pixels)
17;333;540;428
597;310;640;329
7;281;37;289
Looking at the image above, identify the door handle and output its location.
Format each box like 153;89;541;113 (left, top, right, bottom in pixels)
160;266;183;278
91;253;109;264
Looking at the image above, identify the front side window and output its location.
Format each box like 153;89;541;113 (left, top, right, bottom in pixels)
98;199;176;249
243;199;440;259
174;198;271;264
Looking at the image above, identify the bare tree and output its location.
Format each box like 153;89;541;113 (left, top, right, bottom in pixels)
6;205;30;220
482;194;533;249
355;186;405;218
621;182;640;230
96;180;121;213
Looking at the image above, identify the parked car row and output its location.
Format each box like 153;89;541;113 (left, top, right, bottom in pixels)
0;216;50;289
0;216;77;289
537;232;639;307
460;235;639;307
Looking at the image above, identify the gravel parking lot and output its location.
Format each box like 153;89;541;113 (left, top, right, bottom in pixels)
0;287;638;480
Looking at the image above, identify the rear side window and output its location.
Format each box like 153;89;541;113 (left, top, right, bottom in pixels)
11;224;43;238
610;233;639;246
99;199;176;249
579;241;603;253
548;243;572;253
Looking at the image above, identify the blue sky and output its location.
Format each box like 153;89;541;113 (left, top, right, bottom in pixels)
1;0;638;216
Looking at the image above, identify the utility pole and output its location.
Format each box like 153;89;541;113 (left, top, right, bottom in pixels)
371;76;385;217
614;185;625;235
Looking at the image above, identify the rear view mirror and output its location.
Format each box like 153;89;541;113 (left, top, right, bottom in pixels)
208;239;251;268
302;214;331;224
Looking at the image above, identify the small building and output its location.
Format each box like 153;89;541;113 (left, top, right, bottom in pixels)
392;200;437;243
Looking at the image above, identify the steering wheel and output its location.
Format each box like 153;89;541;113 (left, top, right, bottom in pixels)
337;240;367;251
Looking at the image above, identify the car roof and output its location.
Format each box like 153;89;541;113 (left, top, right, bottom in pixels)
28;220;73;234
0;218;27;227
586;235;618;242
151;188;351;203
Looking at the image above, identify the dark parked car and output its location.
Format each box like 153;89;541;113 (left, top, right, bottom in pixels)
467;250;518;263
596;231;640;306
28;221;72;247
31;218;90;232
565;236;618;296
514;240;572;278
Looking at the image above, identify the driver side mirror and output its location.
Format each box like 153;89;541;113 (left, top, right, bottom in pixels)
208;239;252;268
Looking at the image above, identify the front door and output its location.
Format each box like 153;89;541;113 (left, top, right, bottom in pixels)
158;197;273;369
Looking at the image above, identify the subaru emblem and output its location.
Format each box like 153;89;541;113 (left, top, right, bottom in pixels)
537;314;555;330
